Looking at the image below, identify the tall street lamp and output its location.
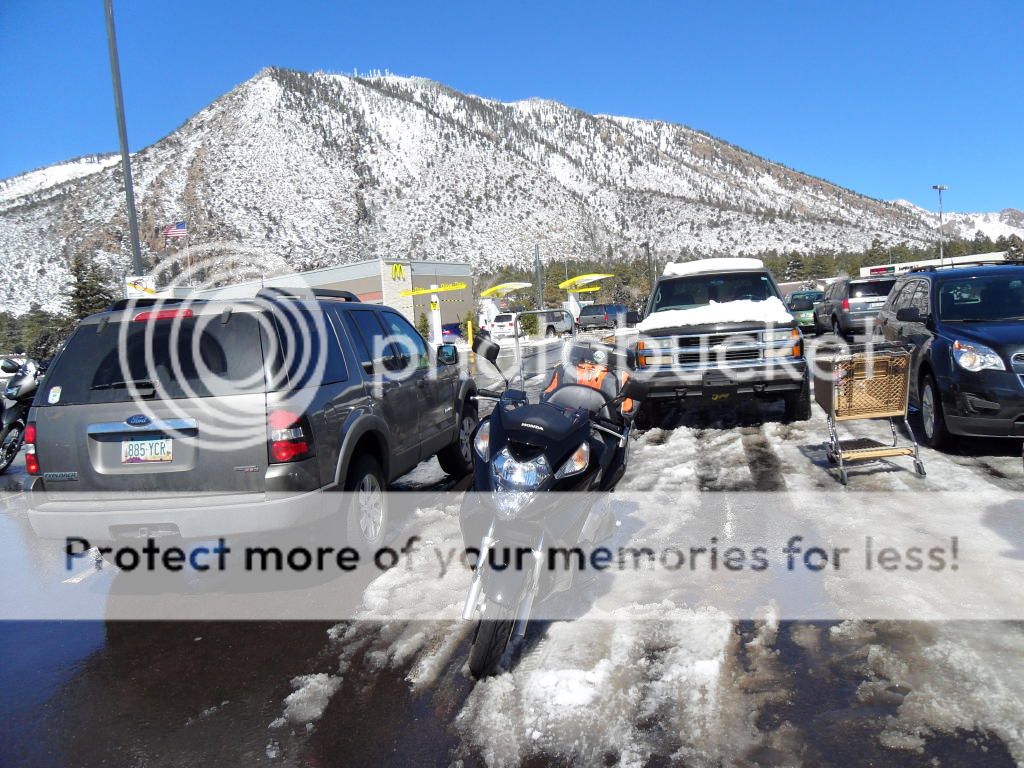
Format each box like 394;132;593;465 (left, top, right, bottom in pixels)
105;0;144;276
932;184;948;268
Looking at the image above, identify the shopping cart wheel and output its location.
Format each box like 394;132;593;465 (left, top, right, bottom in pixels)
839;469;848;485
826;450;837;464
914;460;926;477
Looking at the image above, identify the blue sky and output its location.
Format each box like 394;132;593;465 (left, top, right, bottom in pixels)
1;0;1021;212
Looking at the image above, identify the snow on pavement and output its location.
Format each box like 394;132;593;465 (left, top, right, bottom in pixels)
269;398;1024;765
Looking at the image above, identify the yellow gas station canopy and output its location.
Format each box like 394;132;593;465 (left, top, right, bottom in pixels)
558;273;614;292
399;281;467;297
480;281;533;298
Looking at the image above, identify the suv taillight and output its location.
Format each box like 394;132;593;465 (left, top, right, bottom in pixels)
841;298;850;311
268;410;314;464
24;422;38;475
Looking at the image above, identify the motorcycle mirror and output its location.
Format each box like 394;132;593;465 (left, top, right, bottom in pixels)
620;378;650;402
472;336;501;364
0;359;19;374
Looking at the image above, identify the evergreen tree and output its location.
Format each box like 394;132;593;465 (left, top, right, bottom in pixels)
68;252;116;321
415;312;430;339
1006;235;1024;263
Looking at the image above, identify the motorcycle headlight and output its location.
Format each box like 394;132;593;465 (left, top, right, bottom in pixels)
555;441;590;479
492;448;551;490
474;420;491;459
953;340;1005;372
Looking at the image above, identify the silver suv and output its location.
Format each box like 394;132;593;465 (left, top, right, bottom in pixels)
26;288;478;548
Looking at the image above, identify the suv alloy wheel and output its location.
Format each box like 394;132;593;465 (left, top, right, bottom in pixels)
345;455;388;547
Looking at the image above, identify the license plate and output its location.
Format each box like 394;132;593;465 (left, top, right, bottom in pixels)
121;438;173;464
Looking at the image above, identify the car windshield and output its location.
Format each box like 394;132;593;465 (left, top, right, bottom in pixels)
849;279;896;298
792;291;823;303
651;273;774;312
937;275;1024;321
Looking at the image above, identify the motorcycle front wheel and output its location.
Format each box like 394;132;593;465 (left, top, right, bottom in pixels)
0;423;23;474
468;602;516;678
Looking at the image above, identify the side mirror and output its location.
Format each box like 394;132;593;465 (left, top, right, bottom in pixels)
791;298;814;311
437;343;459;365
621;377;650;402
472;336;501;364
0;359;19;374
896;307;922;322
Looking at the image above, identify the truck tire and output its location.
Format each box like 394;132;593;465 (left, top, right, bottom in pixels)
784;380;812;422
437;403;478;477
545;326;556;338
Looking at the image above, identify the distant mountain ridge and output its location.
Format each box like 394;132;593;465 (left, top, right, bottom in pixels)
1;67;1020;315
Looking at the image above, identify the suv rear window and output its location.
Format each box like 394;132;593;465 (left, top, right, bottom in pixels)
850;279;896;298
493;314;513;322
580;306;603;316
43;313;267;405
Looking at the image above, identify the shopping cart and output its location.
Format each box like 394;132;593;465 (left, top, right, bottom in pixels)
813;343;925;485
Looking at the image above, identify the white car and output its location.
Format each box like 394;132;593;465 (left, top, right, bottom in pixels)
488;312;520;338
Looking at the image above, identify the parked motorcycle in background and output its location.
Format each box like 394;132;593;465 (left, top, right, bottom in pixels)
0;358;41;474
460;312;648;678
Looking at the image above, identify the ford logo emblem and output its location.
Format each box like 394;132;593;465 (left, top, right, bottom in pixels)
126;414;151;427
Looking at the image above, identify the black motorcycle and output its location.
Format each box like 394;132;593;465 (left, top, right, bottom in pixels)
0;358;41;474
460;334;648;678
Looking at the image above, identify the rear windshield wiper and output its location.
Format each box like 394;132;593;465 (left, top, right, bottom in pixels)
90;379;156;391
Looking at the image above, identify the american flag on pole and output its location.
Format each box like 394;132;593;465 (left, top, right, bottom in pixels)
162;221;187;239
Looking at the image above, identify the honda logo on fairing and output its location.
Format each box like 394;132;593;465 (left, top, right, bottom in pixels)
126;414;151;427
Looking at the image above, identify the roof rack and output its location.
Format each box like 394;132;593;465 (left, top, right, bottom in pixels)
106;297;188;311
908;260;1015;273
256;287;361;302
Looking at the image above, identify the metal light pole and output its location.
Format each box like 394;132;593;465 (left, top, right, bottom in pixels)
932;184;948;268
104;0;144;276
534;243;543;309
641;241;653;289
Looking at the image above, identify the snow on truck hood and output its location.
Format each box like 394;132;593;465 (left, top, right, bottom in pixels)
662;257;765;277
630;296;793;333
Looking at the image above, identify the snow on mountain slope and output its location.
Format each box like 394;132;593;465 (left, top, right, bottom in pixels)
0;67;1018;315
0;154;119;207
891;199;1024;242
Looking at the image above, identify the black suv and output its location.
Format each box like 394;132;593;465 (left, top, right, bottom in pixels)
577;303;629;330
27;288;478;548
875;264;1024;447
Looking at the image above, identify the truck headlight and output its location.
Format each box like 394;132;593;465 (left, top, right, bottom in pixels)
953;340;1005;372
474;421;491;459
763;328;797;342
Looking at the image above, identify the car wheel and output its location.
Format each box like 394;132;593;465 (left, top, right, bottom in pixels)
812;316;823;336
437;404;478;477
0;423;23;473
545;326;555;338
918;373;951;449
344;455;388;547
832;318;844;340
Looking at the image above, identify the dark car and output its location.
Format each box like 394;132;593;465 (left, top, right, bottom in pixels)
875;264;1024;448
577;303;628;330
814;276;897;339
26;288;478;547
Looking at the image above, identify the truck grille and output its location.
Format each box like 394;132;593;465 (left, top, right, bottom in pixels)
677;334;759;347
679;348;761;364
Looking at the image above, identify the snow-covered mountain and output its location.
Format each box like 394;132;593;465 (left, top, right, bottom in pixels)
891;199;1024;242
1;67;1020;315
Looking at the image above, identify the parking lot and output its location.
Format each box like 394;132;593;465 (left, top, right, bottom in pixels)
2;327;1022;766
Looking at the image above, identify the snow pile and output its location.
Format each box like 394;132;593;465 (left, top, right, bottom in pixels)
636;296;793;331
663;257;764;277
277;673;342;725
